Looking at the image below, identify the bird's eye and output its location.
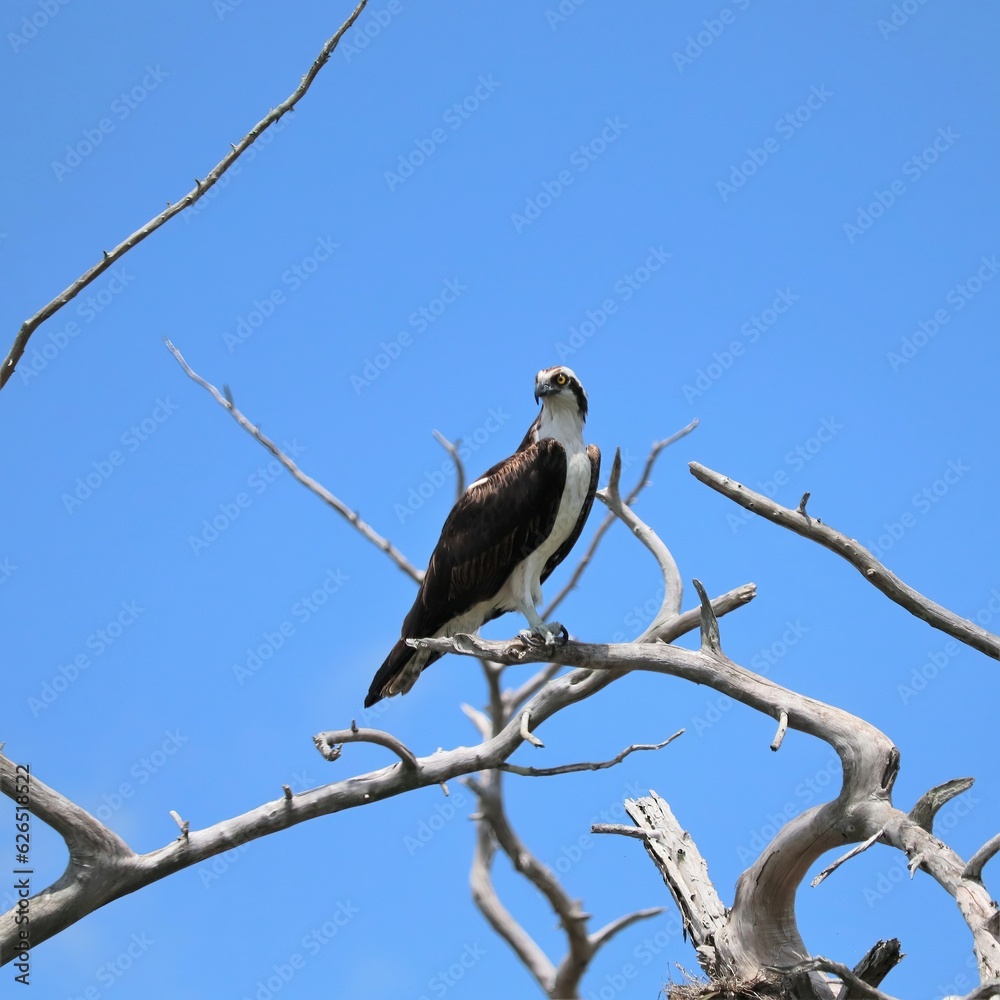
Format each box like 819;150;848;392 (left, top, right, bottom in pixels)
555;373;568;386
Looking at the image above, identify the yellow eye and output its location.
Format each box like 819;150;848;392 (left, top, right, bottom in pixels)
555;373;568;386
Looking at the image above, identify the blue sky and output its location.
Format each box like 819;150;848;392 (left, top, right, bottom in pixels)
3;1;1000;997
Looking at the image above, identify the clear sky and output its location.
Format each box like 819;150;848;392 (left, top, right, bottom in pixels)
3;2;1000;998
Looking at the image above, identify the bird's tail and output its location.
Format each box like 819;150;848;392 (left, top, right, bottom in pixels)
365;639;442;708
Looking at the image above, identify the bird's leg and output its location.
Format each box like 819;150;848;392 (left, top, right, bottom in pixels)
517;606;569;646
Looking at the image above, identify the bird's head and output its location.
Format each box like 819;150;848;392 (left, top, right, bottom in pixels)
534;366;588;422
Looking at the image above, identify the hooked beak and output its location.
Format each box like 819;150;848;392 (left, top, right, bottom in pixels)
534;382;558;404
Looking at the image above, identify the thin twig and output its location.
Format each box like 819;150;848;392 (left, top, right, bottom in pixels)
432;430;466;501
501;731;683;777
591;824;651;840
1;1;369;392
165;339;423;583
812;828;884;887
690;462;1000;660
588;907;664;951
965;834;1000;883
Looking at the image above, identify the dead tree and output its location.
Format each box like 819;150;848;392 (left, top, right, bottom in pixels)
3;5;999;998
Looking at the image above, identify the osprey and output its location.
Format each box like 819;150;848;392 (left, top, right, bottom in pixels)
365;366;600;707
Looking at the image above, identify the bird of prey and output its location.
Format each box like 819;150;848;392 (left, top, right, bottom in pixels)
365;366;600;707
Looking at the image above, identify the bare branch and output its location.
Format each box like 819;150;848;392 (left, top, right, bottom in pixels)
965;833;1000;883
771;710;789;752
591;824;651;841
597;448;684;632
0;1;369;392
501;731;683;777
469;818;557;994
910;776;976;833
432;430;466;500
689;462;1000;660
313;725;418;769
812;828;885;887
3;682;593;959
0;757;132;867
165;339;423;584
588;907;664;952
414;633;1000;983
776;957;900;1000
625;420;700;501
647;583;757;644
543;420;697;620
